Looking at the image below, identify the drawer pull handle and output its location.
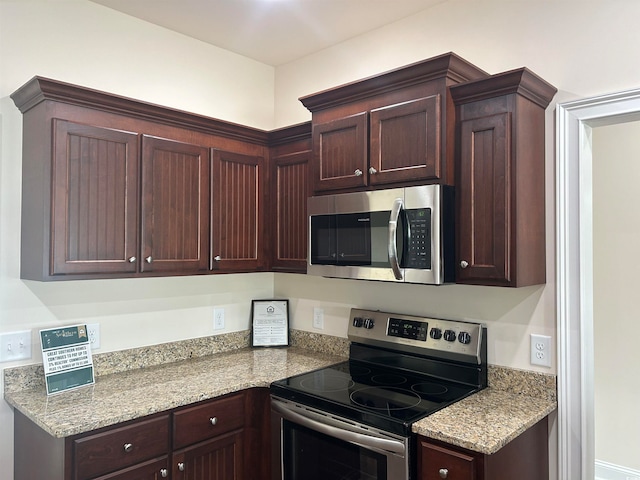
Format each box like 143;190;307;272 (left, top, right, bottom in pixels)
160;468;168;478
210;417;218;426
439;468;449;478
178;462;185;472
123;443;133;453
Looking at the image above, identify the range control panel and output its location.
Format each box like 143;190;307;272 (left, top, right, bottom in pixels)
348;308;485;363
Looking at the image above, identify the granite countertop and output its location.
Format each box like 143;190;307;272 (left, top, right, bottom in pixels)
411;387;556;454
4;333;557;455
4;346;344;438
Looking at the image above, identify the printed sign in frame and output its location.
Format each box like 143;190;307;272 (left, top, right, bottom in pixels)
251;299;289;347
40;324;94;395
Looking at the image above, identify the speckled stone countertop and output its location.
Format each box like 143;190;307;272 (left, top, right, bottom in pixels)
4;331;556;455
4;346;345;437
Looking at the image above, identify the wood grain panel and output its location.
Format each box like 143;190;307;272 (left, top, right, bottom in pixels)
51;120;138;275
211;149;264;271
173;431;243;480
457;112;510;283
274;151;310;263
313;112;367;192
141;135;210;273
370;94;441;185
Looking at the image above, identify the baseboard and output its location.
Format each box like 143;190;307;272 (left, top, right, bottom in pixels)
595;459;640;480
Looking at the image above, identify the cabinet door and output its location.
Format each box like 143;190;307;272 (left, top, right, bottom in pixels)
313;112;368;192
173;430;243;480
211;149;265;271
418;439;478;480
272;150;311;272
91;456;170;480
141;136;210;273
370;95;441;186
456;113;511;285
51;120;139;275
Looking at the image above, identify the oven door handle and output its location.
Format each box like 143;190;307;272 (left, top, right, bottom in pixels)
388;197;404;281
272;400;405;455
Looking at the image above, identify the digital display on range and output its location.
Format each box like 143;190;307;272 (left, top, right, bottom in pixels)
387;318;428;341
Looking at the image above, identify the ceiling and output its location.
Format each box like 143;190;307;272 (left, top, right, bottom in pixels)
89;0;445;66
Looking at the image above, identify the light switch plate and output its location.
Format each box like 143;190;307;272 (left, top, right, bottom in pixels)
0;330;32;362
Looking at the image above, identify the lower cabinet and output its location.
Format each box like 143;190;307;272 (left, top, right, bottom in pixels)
417;417;549;480
14;389;270;480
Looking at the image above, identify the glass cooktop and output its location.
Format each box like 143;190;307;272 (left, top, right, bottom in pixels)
270;360;480;436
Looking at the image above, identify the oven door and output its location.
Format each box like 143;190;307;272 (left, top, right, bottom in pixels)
271;396;411;480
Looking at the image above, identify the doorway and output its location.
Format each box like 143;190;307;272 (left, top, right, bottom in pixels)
556;89;640;479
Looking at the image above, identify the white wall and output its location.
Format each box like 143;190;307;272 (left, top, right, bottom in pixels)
593;121;640;472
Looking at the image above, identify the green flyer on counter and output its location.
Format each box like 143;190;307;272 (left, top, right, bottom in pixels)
40;325;95;395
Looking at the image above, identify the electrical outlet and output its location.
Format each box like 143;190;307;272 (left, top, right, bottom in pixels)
313;307;324;330
87;323;101;350
530;334;551;367
214;308;225;330
0;330;32;362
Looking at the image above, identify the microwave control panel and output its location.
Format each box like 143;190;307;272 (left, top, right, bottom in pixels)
403;208;431;269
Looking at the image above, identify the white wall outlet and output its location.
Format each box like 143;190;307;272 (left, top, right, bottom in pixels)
214;308;225;330
0;330;32;362
313;307;324;330
87;323;101;350
530;334;552;367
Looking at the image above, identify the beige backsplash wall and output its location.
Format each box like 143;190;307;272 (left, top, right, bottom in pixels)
276;274;551;371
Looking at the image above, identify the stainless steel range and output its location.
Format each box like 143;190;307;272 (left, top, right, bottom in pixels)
270;308;487;480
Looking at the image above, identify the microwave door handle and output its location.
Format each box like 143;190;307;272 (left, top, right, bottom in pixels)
388;198;403;280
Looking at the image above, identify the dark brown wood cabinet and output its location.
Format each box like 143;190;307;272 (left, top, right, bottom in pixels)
268;123;312;273
210;148;266;272
141;136;210;274
50;120;139;276
301;53;488;193
450;68;557;287
14;389;270;480
418;417;549;480
11;76;269;281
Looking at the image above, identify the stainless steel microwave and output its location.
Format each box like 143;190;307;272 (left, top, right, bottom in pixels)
308;185;454;285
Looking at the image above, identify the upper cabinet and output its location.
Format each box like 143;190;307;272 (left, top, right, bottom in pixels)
210;148;266;272
11;77;268;281
300;52;488;193
268;123;312;273
450;68;557;287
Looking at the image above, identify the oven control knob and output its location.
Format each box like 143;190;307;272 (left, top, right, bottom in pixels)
363;318;375;329
429;328;442;340
458;332;472;344
443;329;457;342
352;317;363;328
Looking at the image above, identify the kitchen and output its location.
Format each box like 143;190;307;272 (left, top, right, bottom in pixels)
0;1;638;479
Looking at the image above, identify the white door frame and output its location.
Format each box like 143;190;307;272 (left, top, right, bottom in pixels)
556;88;640;480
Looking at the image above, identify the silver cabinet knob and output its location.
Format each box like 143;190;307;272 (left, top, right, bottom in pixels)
128;256;136;263
123;443;133;453
214;255;222;262
369;166;377;174
439;468;449;479
354;168;363;176
210;417;218;425
178;462;185;472
160;469;168;478
460;260;469;269
145;256;152;263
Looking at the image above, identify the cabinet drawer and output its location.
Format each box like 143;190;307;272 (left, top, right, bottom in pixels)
173;392;245;449
74;415;170;480
419;440;477;480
